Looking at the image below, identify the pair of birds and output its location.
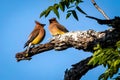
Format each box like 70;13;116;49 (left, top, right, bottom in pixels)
24;18;69;53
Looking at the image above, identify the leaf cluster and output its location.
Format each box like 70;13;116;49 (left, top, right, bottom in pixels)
88;41;120;80
40;0;87;20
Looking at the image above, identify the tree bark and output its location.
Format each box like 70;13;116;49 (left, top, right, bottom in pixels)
16;28;120;61
64;56;98;80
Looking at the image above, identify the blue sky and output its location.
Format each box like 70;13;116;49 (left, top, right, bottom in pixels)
0;0;120;80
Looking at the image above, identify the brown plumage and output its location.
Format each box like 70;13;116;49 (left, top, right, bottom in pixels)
24;21;46;51
48;18;69;36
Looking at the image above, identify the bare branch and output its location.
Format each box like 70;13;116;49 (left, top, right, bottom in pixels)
86;16;120;29
16;28;120;61
91;0;110;20
15;43;54;61
64;56;98;80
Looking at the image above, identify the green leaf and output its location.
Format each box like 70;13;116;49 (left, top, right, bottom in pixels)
45;10;50;17
64;1;70;8
71;10;79;21
67;10;78;20
45;6;53;17
93;44;101;50
54;4;59;10
69;0;75;3
93;57;99;66
75;0;83;6
67;10;73;13
114;59;120;68
66;13;71;19
76;0;83;3
93;49;102;56
40;10;46;18
116;41;120;47
88;57;94;65
59;2;65;12
53;7;60;18
76;6;87;15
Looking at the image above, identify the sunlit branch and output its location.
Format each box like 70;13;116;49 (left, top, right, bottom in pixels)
91;0;110;20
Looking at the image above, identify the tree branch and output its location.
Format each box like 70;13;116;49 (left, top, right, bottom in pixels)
15;42;54;61
16;28;120;61
64;56;98;80
86;16;120;29
91;0;110;20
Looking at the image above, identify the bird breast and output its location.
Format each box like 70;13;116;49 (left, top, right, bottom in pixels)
31;29;45;44
49;23;65;36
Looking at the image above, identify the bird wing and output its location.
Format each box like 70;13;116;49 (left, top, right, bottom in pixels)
38;29;46;43
56;24;69;32
24;29;40;48
28;29;40;42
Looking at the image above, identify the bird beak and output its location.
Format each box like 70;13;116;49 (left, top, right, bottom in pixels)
41;24;46;26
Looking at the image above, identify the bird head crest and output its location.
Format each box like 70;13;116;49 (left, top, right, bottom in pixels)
35;20;46;27
49;18;57;23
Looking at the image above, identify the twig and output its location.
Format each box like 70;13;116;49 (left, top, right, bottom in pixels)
86;16;120;29
91;0;110;20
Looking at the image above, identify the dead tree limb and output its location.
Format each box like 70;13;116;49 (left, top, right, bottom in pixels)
15;42;54;61
16;28;120;61
86;16;120;29
64;56;98;80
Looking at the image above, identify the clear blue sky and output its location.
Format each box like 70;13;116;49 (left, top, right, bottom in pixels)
0;0;120;80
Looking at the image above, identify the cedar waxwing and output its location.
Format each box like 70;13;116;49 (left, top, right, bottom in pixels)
24;21;46;53
48;18;69;36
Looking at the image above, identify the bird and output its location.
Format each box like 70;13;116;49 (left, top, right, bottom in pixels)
48;18;69;36
24;21;46;53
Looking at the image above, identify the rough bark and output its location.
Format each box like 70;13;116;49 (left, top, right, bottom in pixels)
16;28;120;61
64;56;98;80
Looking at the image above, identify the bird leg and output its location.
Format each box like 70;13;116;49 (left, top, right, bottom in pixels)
26;43;32;54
